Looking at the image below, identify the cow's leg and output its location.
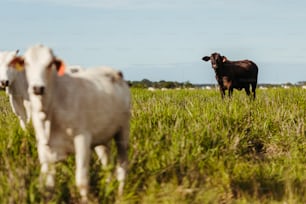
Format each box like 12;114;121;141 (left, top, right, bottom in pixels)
74;133;91;201
95;144;112;183
23;100;32;125
38;143;56;188
31;114;55;188
18;116;27;131
9;96;27;130
95;145;110;168
251;82;257;99
245;85;251;96
228;87;234;98
219;87;225;99
114;126;129;196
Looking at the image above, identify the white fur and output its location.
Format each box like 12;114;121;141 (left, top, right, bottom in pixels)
0;51;31;130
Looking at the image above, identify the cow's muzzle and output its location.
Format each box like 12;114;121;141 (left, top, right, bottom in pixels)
33;86;45;95
0;80;9;87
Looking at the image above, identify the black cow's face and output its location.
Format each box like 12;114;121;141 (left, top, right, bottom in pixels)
202;53;225;70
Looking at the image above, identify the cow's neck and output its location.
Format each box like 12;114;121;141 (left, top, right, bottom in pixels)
8;71;28;100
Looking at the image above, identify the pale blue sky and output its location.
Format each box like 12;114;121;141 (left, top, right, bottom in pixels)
1;0;306;84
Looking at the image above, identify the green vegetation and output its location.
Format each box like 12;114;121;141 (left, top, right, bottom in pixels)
0;88;305;203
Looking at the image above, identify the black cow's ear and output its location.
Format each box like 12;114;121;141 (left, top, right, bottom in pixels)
202;56;210;61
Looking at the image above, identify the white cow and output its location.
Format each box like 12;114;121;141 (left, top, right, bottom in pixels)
0;50;31;130
11;45;131;201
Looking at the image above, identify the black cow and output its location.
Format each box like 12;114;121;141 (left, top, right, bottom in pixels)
202;52;258;99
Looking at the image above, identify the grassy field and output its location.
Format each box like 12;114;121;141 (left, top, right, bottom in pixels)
0;88;305;203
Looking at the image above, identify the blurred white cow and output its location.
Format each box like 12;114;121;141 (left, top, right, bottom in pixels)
0;50;31;130
10;44;131;201
66;65;84;74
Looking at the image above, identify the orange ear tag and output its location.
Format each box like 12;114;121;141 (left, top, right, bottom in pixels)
58;62;65;76
15;62;24;71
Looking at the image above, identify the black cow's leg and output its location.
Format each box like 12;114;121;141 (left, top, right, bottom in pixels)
251;82;257;99
220;87;225;99
229;87;233;98
245;86;251;96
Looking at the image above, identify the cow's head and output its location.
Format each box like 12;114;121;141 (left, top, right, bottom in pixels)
202;53;227;70
0;50;20;88
10;45;65;96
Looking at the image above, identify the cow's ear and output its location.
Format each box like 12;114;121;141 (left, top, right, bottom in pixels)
9;56;25;71
54;59;65;76
222;56;228;62
202;56;210;61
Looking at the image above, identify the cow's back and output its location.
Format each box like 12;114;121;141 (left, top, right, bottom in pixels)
225;60;258;79
50;67;131;145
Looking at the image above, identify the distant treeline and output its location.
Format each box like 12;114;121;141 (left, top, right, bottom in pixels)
128;79;194;89
128;79;306;89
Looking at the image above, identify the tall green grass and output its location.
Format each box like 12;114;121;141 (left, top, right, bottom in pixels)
0;88;305;203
